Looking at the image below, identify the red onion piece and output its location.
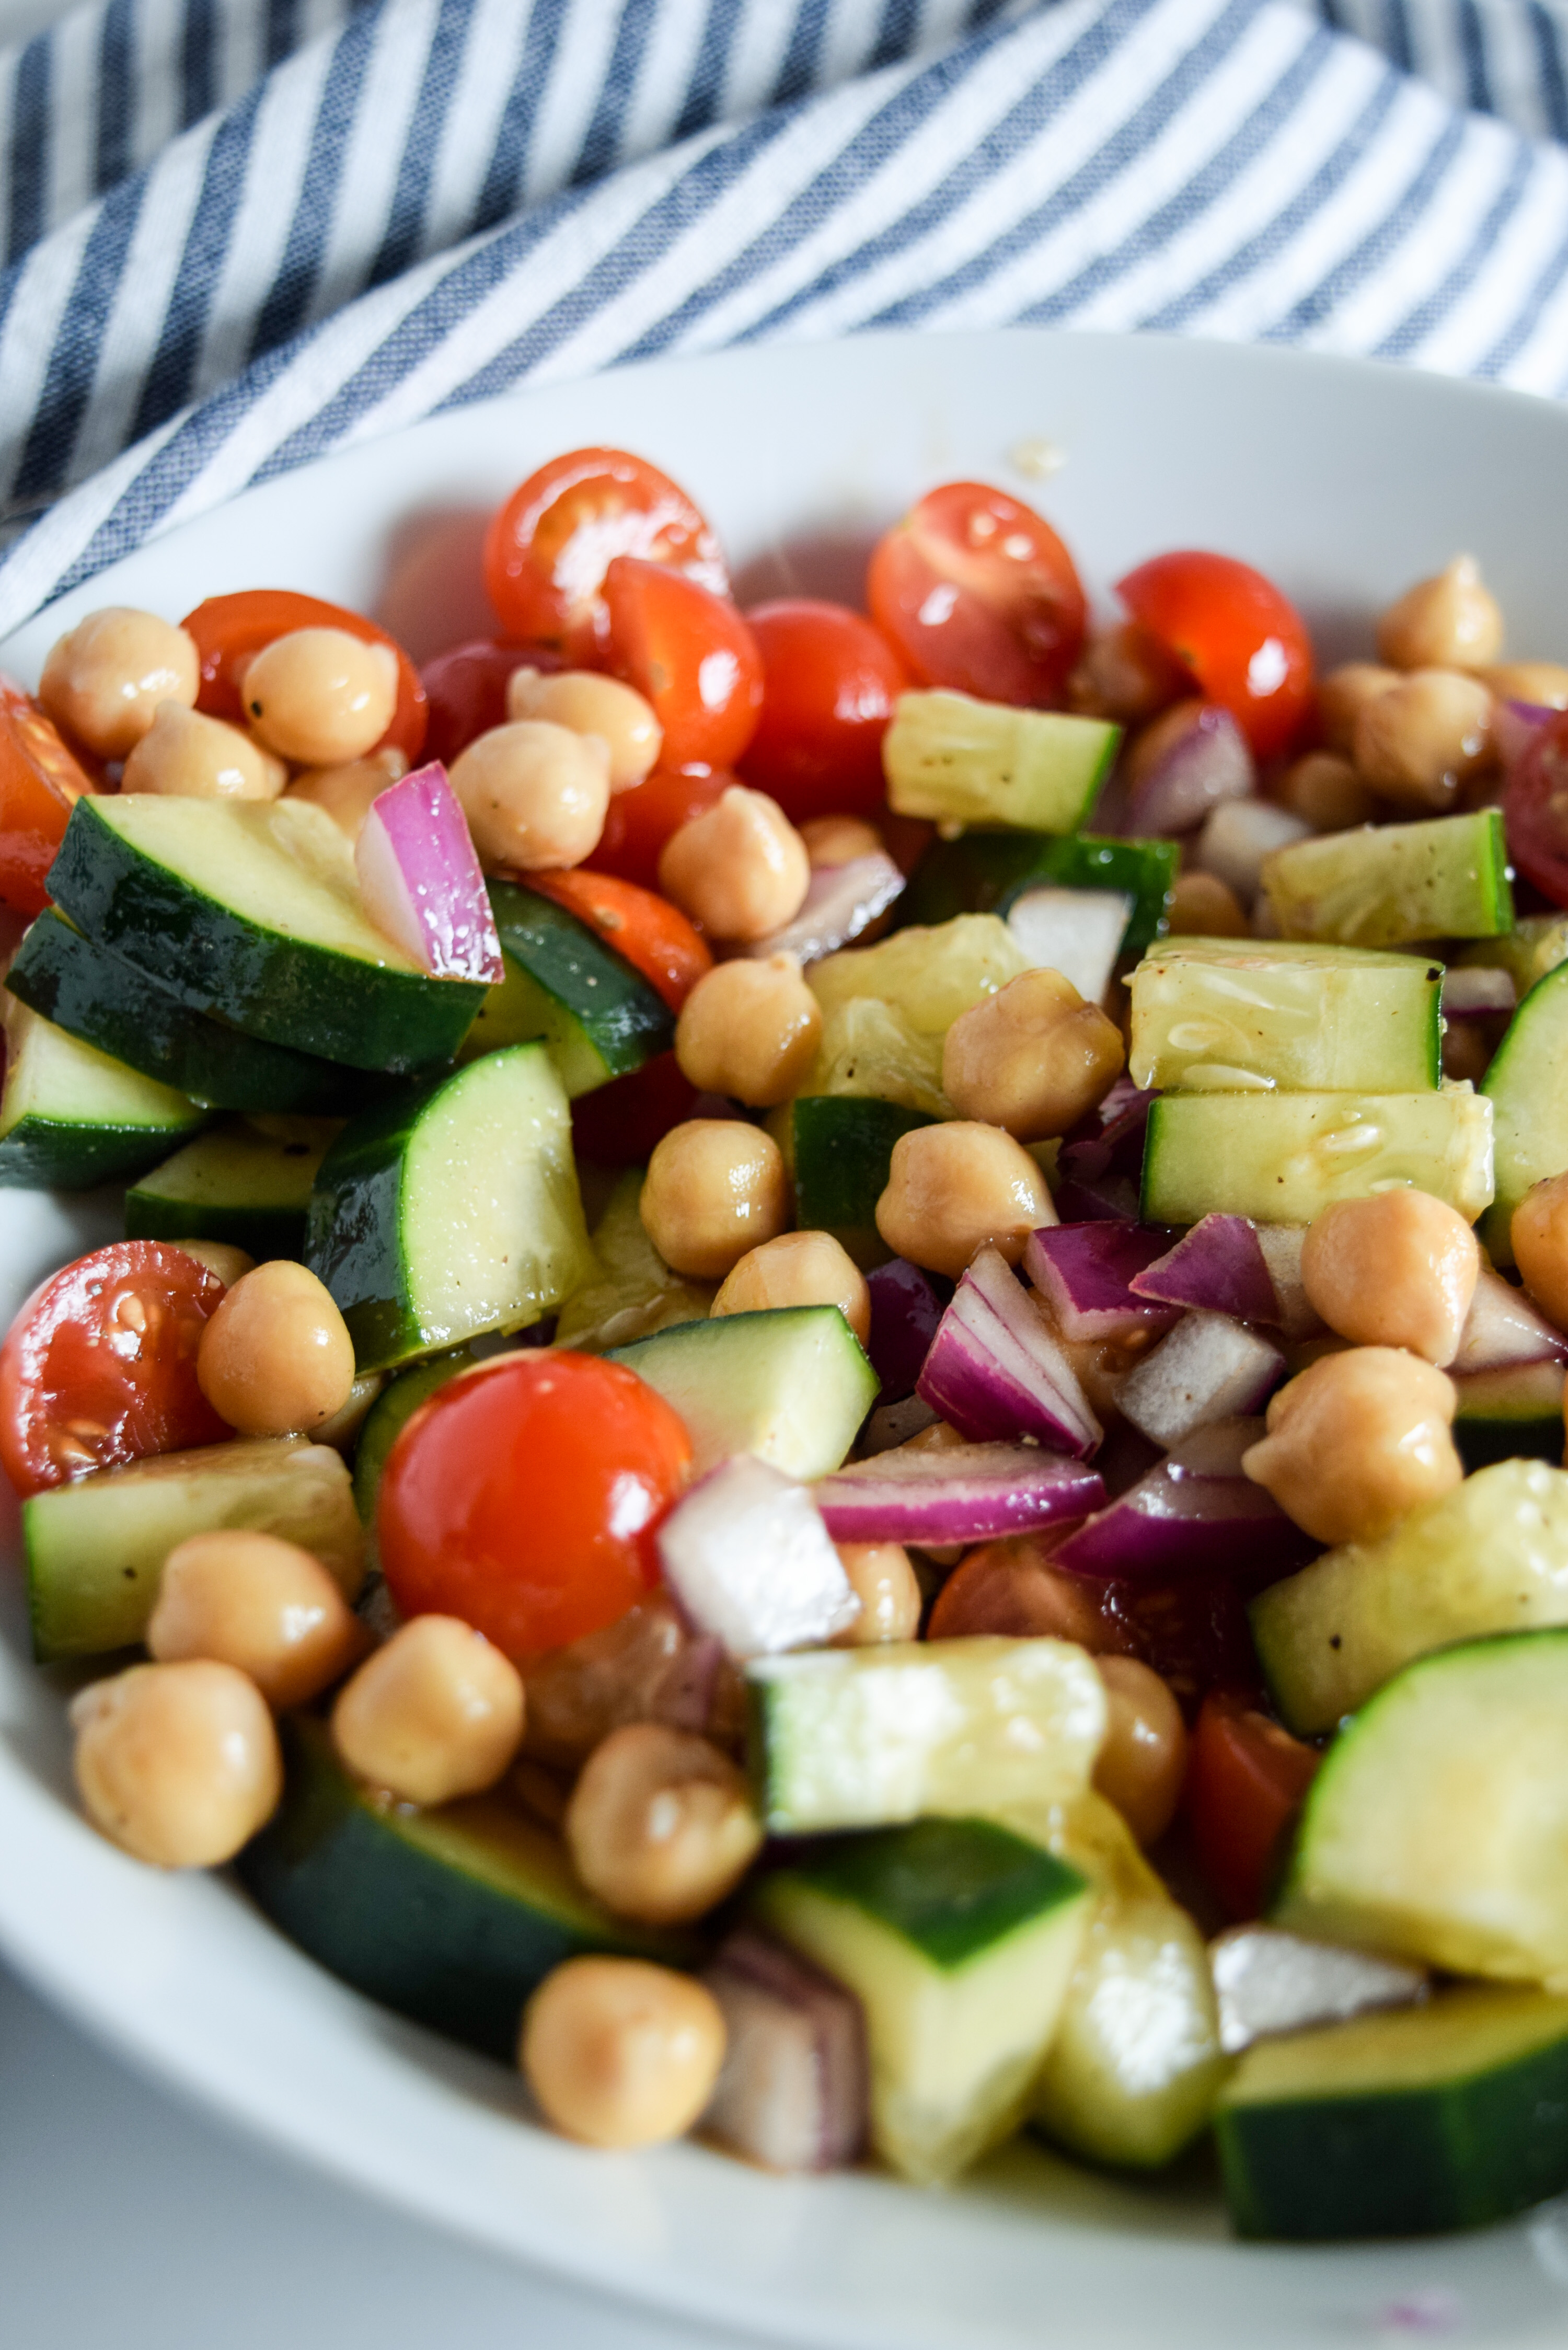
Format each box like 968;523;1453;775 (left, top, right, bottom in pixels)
1115;1310;1284;1447
1451;1266;1568;1373
815;1439;1104;1544
1126;704;1254;836
656;1455;857;1658
1059;1078;1156;1182
917;1245;1101;1457
1130;1214;1278;1323
1024;1221;1180;1344
701;1929;869;2172
1441;966;1516;1016
1053;1417;1315;1582
864;1258;946;1400
1493;699;1559;772
354;759;503;981
739;851;905;965
1253;1224;1324;1340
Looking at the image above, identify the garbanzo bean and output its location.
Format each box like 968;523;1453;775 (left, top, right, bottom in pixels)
1376;555;1503;673
1300;1190;1479;1366
1317;661;1398;754
640;1120;789;1280
1092;1655;1186;1848
674;955;821;1106
1166;869;1250;937
242;628;398;764
196;1259;356;1436
1512;1172;1568;1334
1351;669;1492;811
147;1529;368;1709
121;703;287;800
521;1956;726;2149
72;1659;281;1867
1066;621;1186;724
565;1723;762;1924
711;1230;870;1343
167;1239;254;1286
39;607;200;758
800;814;884;867
448;720;610;871
1480;661;1568;709
1275;751;1378;833
831;1542;921;1644
658;786;810;942
284;748;407;839
927;1538;1117;1645
1241;1347;1461;1546
876;1122;1054;1280
331;1614;525;1804
942;969;1125;1141
505;666;661;791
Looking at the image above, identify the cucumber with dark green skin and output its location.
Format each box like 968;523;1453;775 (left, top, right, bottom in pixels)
239;1717;690;2060
790;1096;936;1232
1452;1360;1565;1471
0;1000;206;1189
901;832;1177;963
125;1116;340;1260
352;1345;487;1550
465;881;673;1097
48;794;485;1073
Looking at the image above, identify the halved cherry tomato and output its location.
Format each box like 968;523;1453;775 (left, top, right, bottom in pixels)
377;1350;691;1658
588;763;730;890
0;676;97;916
527;869;712;1010
1182;1690;1321;1920
0;1241;231;1497
483;448;728;664
602;557;764;771
571;1051;698;1166
1504;710;1568;906
1117;551;1314;759
181;590;428;764
736;599;907;822
867;481;1087;707
420;636;560;767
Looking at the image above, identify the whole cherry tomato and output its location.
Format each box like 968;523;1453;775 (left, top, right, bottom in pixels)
589;764;730;890
0;677;97;916
867;480;1087;706
1116;551;1314;759
420;636;560;766
1504;710;1568;906
736;599;907;822
571;1052;698;1166
181;590;427;764
0;1241;232;1497
602;557;764;770
377;1350;691;1658
1182;1690;1321;1920
483;448;728;664
526;869;712;1010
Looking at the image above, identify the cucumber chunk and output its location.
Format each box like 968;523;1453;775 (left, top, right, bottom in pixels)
554;1168;713;1353
1215;1984;1568;2239
607;1305;877;1479
789;1096;936;1237
902;831;1175;964
1457;913;1568;998
1480;961;1568;1263
883;691;1118;833
809;913;1028;1034
24;1436;362;1661
1261;810;1513;949
125;1115;339;1259
755;1816;1092;2184
1141;1087;1494;1225
806;995;950;1118
1453;1360;1565;1471
1274;1629;1568;1983
0;997;205;1190
461;881;672;1097
747;1635;1106;1835
1251;1458;1568;1735
1128;940;1442;1094
306;1042;593;1373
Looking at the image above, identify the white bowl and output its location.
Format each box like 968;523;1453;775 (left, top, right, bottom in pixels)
5;330;1568;2350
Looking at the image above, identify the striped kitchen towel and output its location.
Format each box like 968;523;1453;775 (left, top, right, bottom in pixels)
0;0;1564;633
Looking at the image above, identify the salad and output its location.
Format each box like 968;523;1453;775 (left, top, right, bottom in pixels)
4;443;1568;2243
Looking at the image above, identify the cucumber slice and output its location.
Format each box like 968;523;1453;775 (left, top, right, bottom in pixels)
1128;940;1442;1094
49;794;486;1073
902;832;1176;964
306;1042;593;1373
1453;1359;1565;1471
1215;1984;1568;2239
554;1168;714;1353
1140;1087;1495;1225
883;690;1119;833
789;1097;936;1236
6;909;356;1115
607;1304;877;1479
1260;810;1513;949
1251;1458;1568;1735
754;1816;1092;2184
125;1115;339;1259
1456;912;1568;998
351;1345;488;1547
0;998;205;1190
1274;1628;1568;1982
461;881;672;1098
238;1715;689;2060
747;1635;1106;1835
1480;961;1568;1263
24;1436;361;1661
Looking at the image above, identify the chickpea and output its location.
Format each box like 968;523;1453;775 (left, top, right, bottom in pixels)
800;814;884;867
941;969;1124;1142
831;1542;921;1644
505;666;660;792
875;1121;1055;1280
674;955;821;1107
1351;669;1492;811
1122;697;1211;796
242;628;398;765
1275;751;1378;833
1300;1190;1479;1366
448;720;609;872
1376;555;1503;673
640;1120;789;1280
566;1723;762;1924
659;786;810;943
1165;869;1249;938
197;1259;356;1436
1241;1347;1461;1547
147;1529;369;1709
927;1538;1119;1645
332;1614;525;1803
1317;662;1398;754
1065;621;1186;724
1092;1656;1186;1847
168;1239;254;1286
521;1957;725;2149
712;1230;871;1343
39;607;199;757
72;1660;281;1867
121;702;287;801
285;747;407;840
1512;1172;1568;1333
1480;661;1568;710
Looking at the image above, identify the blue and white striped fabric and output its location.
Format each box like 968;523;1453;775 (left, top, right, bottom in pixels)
0;0;1565;635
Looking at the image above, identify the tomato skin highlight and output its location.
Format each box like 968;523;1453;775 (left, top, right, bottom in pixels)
1504;710;1568;907
377;1351;692;1660
588;764;730;890
1182;1690;1321;1921
0;1241;232;1497
867;480;1087;707
0;676;97;916
420;636;560;767
525;869;712;1010
736;599;907;822
181;590;428;764
1116;550;1314;759
602;558;764;771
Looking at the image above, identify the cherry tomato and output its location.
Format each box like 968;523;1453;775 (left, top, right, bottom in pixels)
735;599;907;822
0;676;97;916
588;764;730;890
1504;710;1568;906
867;481;1087;707
483;448;728;664
377;1350;691;1658
1182;1690;1321;1920
181;590;428;764
602;557;763;770
526;869;712;1010
1116;551;1314;759
0;1241;231;1497
420;636;561;766
571;1051;698;1166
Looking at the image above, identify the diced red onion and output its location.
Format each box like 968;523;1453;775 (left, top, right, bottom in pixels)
1253;1224;1324;1340
1024;1221;1180;1344
918;1245;1101;1457
1210;1925;1428;2055
701;1929;869;2172
1053;1416;1315;1582
1126;705;1254;837
1451;1266;1568;1373
656;1456;857;1658
1006;884;1131;1003
864;1258;946;1400
1194;797;1311;908
1059;1079;1156;1183
1052;1173;1142;1223
1131;1214;1278;1323
815;1439;1104;1544
1115;1310;1284;1448
354;759;503;981
1441;966;1516;1016
1493;699;1559;772
739;852;904;966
